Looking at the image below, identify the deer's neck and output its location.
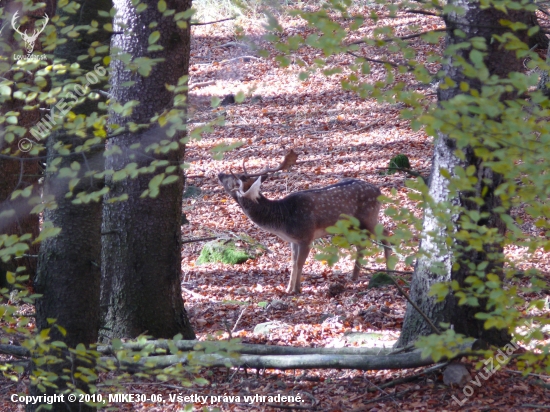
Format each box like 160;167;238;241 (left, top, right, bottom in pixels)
237;195;290;232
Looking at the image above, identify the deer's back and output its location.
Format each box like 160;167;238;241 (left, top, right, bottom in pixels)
296;178;380;219
262;179;382;243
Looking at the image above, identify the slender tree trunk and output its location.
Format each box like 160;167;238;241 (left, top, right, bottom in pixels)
100;0;195;340
30;2;111;410
397;0;530;347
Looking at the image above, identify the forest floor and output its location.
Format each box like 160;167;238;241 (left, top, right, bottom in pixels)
1;3;550;412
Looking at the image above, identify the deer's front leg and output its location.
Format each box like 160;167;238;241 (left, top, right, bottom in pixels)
286;242;311;294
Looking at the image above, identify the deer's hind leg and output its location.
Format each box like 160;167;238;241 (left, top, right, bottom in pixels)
287;242;311;294
352;244;365;281
352;212;379;281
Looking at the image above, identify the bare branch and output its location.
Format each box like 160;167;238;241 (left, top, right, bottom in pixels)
385;27;447;41
346;51;400;67
181;236;217;244
347;51;418;72
191;17;235;26
404;9;441;17
347;28;446;47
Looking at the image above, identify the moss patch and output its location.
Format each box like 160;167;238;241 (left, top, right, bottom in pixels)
196;240;253;265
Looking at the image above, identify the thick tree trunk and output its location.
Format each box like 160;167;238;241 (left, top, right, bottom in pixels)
0;2;42;290
100;0;195;340
30;1;111;410
0;109;40;290
397;0;530;347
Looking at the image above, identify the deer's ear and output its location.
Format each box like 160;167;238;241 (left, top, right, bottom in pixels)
239;176;262;202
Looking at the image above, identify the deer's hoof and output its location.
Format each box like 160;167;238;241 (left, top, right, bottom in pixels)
286;287;301;294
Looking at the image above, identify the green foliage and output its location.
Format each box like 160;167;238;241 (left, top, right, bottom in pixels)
386;154;411;174
196;239;254;265
417;330;478;363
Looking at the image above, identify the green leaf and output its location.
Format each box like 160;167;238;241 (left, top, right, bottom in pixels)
35;227;62;243
149;31;160;45
161;175;179;185
6;271;15;284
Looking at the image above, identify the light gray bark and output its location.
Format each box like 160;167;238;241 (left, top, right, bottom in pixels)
397;0;530;347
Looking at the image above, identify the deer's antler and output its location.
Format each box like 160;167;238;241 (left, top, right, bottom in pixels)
11;11;24;37
33;13;49;39
12;12;48;41
241;150;298;178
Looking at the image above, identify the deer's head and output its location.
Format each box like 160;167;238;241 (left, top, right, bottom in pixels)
12;11;49;55
218;150;298;203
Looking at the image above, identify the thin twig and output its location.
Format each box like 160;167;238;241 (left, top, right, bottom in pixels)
362;267;413;275
181;288;209;300
189;80;216;90
505;369;550;379
214;41;249;49
348;28;446;46
362;388;413;406
220;56;260;64
346;51;400;68
385;273;441;335
181;236;217;244
390;342;416;355
0;383;17;395
369;362;448;392
384;28;447;42
191;17;235;26
232;307;247;333
404;9;441;17
352;119;383;133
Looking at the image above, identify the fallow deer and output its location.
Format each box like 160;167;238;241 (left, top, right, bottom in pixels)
218;150;391;293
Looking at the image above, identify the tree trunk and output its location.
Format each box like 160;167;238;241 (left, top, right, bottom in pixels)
537;33;550;97
0;1;42;290
397;0;530;347
100;0;195;340
30;1;111;410
528;11;549;50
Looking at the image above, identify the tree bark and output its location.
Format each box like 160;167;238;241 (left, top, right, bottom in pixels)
30;1;111;410
397;0;530;347
528;11;549;50
0;1;42;290
100;0;195;340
